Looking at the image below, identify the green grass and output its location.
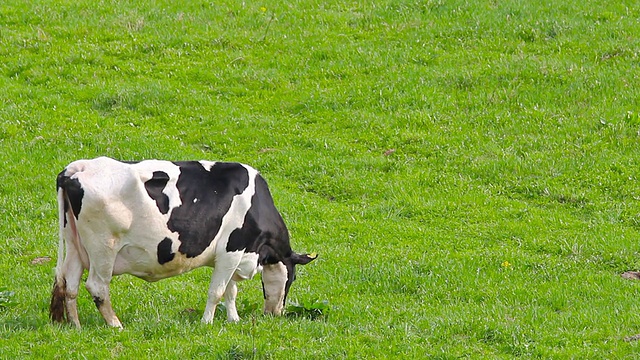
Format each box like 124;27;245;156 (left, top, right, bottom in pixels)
2;0;640;358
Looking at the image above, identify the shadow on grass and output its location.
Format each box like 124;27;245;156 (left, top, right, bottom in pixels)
178;299;262;323
217;345;264;360
0;314;41;331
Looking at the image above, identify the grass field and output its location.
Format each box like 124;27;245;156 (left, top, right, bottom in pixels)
1;0;640;358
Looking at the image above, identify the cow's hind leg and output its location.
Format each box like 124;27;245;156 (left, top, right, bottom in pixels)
62;245;84;328
85;249;122;328
202;253;243;324
50;240;84;328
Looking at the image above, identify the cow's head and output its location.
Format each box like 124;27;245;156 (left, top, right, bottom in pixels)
259;249;316;315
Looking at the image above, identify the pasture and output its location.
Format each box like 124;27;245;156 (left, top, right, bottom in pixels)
1;0;640;358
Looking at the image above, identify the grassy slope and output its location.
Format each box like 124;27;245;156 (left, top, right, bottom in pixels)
1;0;640;358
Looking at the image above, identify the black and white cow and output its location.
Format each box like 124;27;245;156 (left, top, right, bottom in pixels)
50;156;316;328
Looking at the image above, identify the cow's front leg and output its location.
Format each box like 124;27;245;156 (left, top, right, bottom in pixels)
202;254;242;324
224;280;240;322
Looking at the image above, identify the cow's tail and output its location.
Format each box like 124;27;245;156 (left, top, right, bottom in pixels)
50;186;68;323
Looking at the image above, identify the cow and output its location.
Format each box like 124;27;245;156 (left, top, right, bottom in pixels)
50;156;316;328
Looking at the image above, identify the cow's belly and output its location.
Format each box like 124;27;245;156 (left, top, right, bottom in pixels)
112;243;212;282
112;244;261;283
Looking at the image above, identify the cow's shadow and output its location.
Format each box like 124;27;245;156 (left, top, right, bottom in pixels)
0;300;265;330
1;311;122;331
178;300;261;323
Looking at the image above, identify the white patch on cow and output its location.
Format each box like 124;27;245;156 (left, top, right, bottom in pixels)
132;160;182;213
262;262;287;315
163;173;182;211
199;160;216;171
209;165;259;256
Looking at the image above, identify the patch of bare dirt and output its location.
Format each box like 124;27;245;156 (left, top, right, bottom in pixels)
621;271;640;280
30;256;51;265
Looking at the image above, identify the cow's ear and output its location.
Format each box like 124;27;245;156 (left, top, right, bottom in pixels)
292;252;317;265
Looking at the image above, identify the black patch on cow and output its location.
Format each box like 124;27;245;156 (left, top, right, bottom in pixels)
227;211;261;253
157;237;176;264
167;161;250;258
57;169;84;226
144;171;170;214
283;262;295;306
227;175;289;254
93;296;104;309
